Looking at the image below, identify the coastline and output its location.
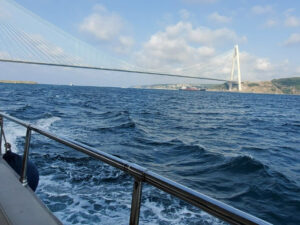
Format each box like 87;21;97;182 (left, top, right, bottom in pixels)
0;80;38;84
132;77;300;95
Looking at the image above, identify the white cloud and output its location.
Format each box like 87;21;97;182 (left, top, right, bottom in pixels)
208;12;231;23
237;52;287;81
255;58;272;71
251;5;273;15
285;16;300;27
136;41;290;82
114;36;135;53
119;36;134;48
188;27;247;45
137;33;210;67
238;51;298;81
79;4;134;53
158;22;246;46
92;4;106;12
264;19;277;28
283;8;295;17
179;9;191;20
284;33;300;46
79;5;123;41
134;21;248;79
133;20;293;82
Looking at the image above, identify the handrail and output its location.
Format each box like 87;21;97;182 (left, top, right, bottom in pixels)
0;112;272;225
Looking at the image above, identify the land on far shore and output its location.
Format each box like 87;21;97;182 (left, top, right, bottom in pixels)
0;80;38;84
1;77;299;95
132;77;300;95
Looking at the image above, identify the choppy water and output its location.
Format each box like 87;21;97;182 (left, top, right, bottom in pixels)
0;83;299;225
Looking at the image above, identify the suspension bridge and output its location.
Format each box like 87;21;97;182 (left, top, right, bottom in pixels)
0;0;242;90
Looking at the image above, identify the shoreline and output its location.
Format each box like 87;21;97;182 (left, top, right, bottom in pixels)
132;78;300;95
132;87;300;95
0;80;38;84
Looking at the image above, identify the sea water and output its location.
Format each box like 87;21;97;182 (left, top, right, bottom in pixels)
0;83;299;225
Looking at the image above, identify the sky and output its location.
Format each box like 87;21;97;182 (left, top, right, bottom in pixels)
0;0;300;87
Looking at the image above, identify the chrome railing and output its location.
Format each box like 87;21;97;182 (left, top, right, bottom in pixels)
0;112;272;225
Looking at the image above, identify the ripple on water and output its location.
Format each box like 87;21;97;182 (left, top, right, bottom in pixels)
0;84;299;225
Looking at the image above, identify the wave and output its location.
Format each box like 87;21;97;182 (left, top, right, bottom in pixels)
86;110;140;133
36;155;226;225
282;122;300;129
35;116;61;130
1;84;299;224
217;155;266;174
15;104;34;112
96;110;130;119
2;116;61;153
93;121;136;132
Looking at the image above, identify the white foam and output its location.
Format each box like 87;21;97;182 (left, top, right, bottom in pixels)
3;121;26;153
35;116;61;131
140;186;226;225
2;116;61;153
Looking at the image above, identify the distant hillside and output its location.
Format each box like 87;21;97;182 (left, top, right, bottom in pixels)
207;77;300;95
132;83;214;90
0;80;38;84
271;77;300;94
237;77;300;95
132;77;300;95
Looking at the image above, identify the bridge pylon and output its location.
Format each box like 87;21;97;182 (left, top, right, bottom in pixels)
230;45;242;91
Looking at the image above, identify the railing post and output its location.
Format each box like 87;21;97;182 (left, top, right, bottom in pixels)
129;179;143;225
0;116;3;155
19;126;32;186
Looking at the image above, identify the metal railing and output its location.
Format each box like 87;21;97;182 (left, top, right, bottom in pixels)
0;112;271;225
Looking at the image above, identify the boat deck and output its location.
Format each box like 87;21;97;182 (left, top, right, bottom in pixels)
0;157;62;225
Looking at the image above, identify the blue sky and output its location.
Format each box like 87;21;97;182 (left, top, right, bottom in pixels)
0;0;300;86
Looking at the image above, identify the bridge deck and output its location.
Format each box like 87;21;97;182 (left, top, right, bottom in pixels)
0;157;62;225
0;59;232;83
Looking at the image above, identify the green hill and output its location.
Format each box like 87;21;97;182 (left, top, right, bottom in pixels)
271;77;300;94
